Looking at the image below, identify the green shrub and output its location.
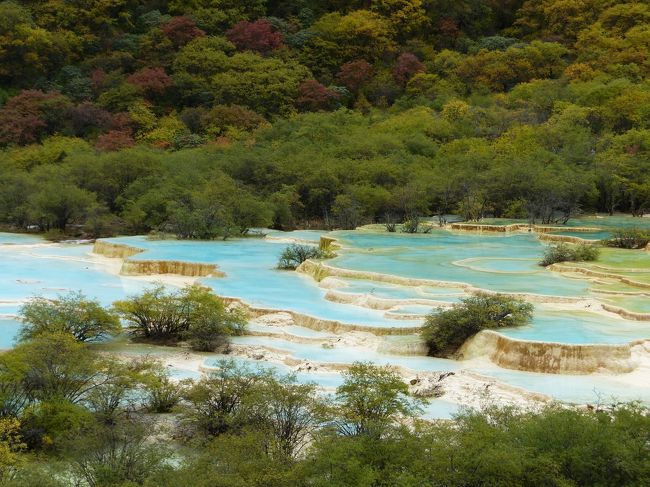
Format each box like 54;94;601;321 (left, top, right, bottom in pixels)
605;228;650;249
143;369;183;413
113;285;246;347
539;243;599;267
42;229;68;242
277;244;325;270
422;294;534;357
572;243;600;261
19;291;120;343
401;217;420;234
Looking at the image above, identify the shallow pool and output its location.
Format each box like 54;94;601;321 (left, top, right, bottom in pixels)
331;231;590;296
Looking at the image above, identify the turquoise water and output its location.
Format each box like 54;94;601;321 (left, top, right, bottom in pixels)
333;278;464;303
108;236;413;328
551;231;612;240
501;309;650;344
3;233;646;344
0;232;44;244
474;367;650;404
421;400;462;419
0;319;20;349
230;336;650;405
389;305;436;316
0;242;150;308
229;335;461;372
247;322;333;338
479;216;650;230
565;216;650;230
332;231;590;296
1;229;650;412
265;229;325;242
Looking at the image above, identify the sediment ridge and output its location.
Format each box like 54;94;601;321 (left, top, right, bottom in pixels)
220;296;421;336
549;263;650;290
299;260;585;304
299;259;471;289
120;259;223;277
92;240;144;259
324;288;452;311
319;236;339;250
459;330;638;374
450;223;601;234
538;233;598;244
93;239;223;278
601;304;650;322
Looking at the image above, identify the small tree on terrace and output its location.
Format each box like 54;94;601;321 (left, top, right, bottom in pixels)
19;291;120;343
112;285;246;349
423;294;533;357
277;244;324;270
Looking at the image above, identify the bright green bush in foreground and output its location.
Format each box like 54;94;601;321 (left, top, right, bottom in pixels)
19;291;120;343
2;334;649;487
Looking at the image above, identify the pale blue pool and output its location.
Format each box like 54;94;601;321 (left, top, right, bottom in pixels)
331;231;590;296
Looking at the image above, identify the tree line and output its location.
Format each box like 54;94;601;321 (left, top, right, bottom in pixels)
0;1;648;237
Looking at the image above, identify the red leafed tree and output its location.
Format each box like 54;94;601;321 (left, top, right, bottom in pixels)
110;112;135;132
336;60;373;92
127;67;174;95
90;69;108;93
161;16;205;46
68;102;114;137
95;130;135;151
226;20;284;54
392;53;425;86
0;90;64;146
296;80;339;112
438;17;460;40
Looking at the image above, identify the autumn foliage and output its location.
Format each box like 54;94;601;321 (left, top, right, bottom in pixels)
127;68;174;95
336;60;373;92
296;80;340;111
161;16;205;46
226;20;284;54
95;130;135;151
392;53;425;86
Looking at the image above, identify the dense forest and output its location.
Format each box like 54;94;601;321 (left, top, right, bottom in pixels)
0;0;649;238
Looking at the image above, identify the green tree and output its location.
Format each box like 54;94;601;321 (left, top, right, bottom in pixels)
277;244;325;270
19;292;120;343
182;359;268;436
423;294;534;357
334;362;424;439
63;418;171;487
26;175;97;232
113;284;246;344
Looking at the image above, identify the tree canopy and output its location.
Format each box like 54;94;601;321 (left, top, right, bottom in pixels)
0;0;648;236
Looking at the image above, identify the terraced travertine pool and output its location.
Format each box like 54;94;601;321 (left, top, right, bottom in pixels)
1;218;650;413
330;231;591;296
